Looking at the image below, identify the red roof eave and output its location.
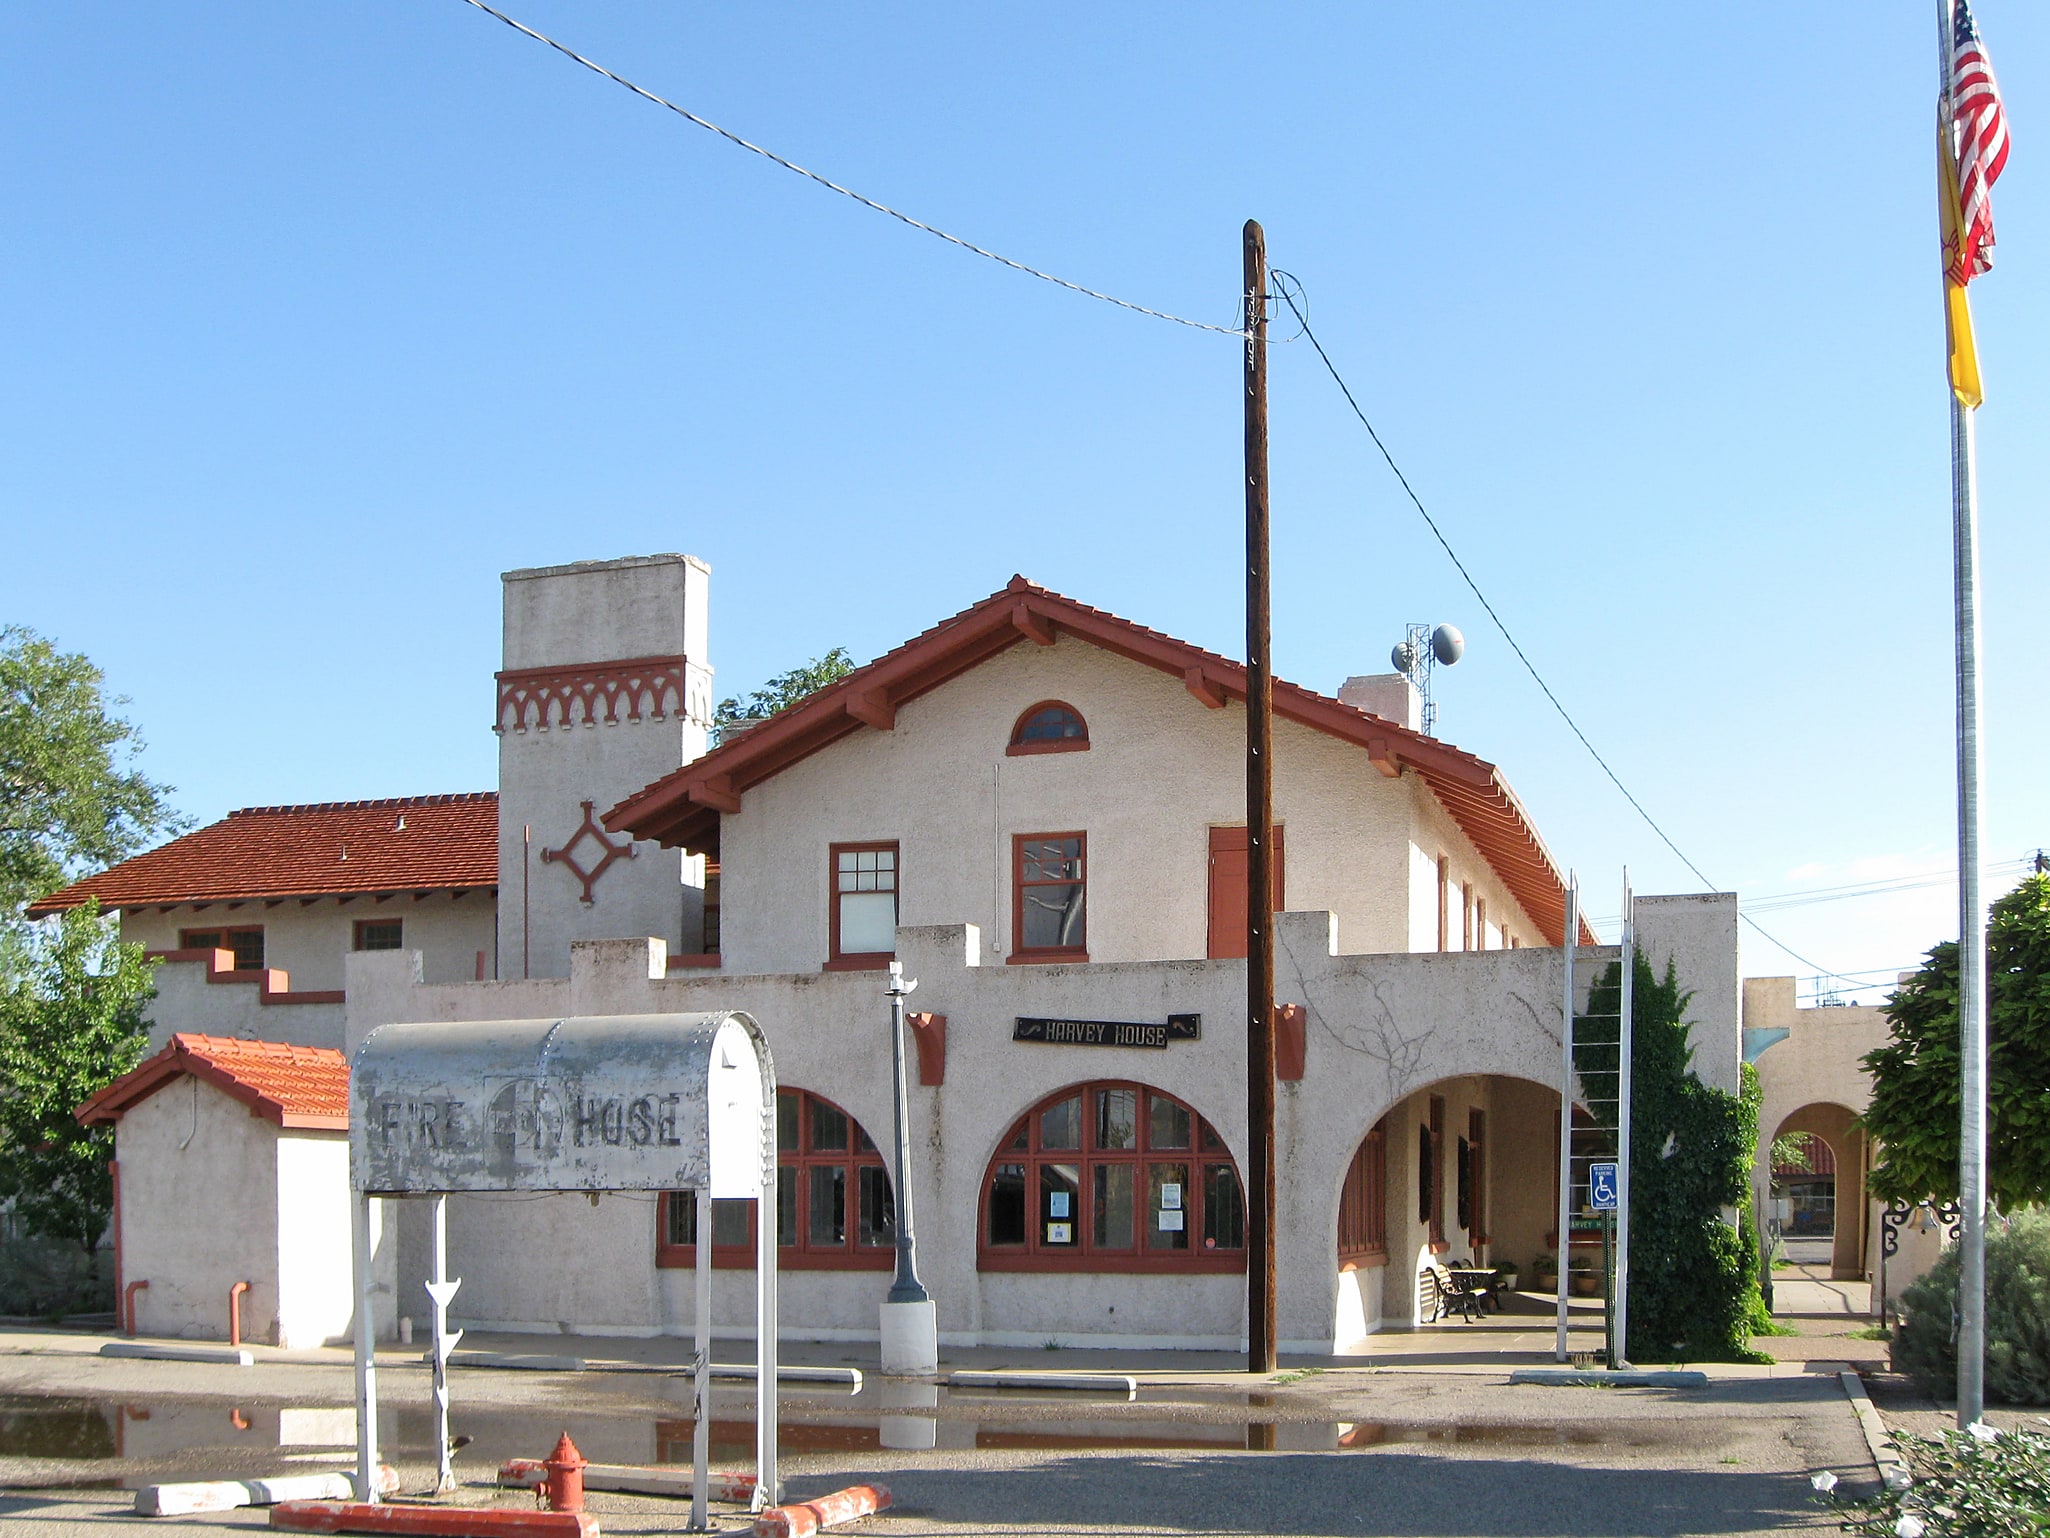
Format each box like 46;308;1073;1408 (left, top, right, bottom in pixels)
77;1034;350;1130
609;577;1588;946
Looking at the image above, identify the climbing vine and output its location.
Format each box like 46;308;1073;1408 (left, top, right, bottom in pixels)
1576;954;1770;1363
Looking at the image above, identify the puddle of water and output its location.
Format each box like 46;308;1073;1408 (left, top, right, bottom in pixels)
0;1391;1659;1476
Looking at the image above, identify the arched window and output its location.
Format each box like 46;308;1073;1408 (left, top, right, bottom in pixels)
979;1083;1244;1272
1007;701;1089;756
657;1089;894;1270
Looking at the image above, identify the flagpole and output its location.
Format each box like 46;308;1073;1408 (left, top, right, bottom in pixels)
1950;381;1988;1431
1938;0;1989;1432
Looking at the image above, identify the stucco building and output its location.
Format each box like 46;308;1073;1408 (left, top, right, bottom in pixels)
40;552;1765;1349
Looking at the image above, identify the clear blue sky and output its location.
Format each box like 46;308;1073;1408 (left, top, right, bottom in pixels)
5;2;2044;1000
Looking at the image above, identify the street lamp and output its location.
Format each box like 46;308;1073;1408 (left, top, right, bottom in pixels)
879;959;937;1374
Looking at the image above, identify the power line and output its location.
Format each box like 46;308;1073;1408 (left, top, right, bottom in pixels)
1268;280;1837;979
452;0;1246;337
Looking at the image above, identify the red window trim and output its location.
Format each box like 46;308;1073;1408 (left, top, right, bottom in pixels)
352;918;403;952
179;924;264;970
656;1088;894;1271
977;1082;1246;1275
1011;831;1088;962
1436;856;1449;952
827;840;898;970
1006;700;1089;756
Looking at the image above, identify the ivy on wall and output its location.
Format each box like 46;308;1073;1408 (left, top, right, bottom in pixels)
1577;954;1772;1363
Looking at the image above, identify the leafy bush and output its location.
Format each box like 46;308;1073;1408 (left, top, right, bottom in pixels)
0;1228;114;1317
1577;956;1771;1362
1895;1208;2050;1405
1819;1422;2050;1537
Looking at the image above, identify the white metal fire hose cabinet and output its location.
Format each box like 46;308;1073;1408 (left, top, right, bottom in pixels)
348;1012;780;1522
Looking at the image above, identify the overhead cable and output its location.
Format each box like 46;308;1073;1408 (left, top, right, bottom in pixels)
1268;280;1837;979
452;0;1246;337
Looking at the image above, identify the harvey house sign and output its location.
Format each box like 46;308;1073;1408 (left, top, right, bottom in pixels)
1012;1013;1202;1049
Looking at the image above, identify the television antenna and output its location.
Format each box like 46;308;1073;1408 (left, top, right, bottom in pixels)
1391;623;1464;736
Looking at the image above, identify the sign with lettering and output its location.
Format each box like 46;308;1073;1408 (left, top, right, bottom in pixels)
351;1013;770;1197
1012;1014;1201;1049
1589;1161;1620;1211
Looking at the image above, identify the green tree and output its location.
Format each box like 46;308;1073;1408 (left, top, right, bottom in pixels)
0;901;154;1261
1863;872;2050;1211
1577;953;1770;1362
1;625;184;918
714;647;856;733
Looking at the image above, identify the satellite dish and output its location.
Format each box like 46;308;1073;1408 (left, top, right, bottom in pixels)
1430;624;1465;667
1391;640;1417;674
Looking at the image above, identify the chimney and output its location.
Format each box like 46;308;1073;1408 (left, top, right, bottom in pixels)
1338;674;1422;731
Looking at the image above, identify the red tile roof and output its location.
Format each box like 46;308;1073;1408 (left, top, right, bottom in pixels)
28;793;497;917
77;1033;351;1130
607;577;1594;947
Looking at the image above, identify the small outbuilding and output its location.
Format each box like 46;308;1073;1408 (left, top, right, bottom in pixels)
78;1033;356;1349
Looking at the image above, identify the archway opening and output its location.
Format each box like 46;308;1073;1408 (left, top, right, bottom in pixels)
1770;1103;1866;1282
1332;1073;1573;1338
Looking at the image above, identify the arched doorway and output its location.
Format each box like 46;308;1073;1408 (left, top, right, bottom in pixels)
1332;1073;1565;1335
1770;1104;1866;1281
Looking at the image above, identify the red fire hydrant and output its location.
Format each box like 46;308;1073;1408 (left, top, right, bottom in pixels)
540;1432;585;1514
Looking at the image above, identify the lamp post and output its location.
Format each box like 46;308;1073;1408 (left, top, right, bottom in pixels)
878;959;937;1374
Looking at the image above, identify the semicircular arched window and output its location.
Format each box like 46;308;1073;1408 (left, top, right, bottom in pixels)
979;1082;1244;1272
1007;701;1089;756
657;1087;893;1270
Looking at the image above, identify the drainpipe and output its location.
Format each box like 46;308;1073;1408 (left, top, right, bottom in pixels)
228;1281;251;1348
124;1280;149;1337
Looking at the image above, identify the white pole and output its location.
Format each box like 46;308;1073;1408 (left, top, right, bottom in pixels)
1937;0;1989;1431
1555;875;1579;1361
755;1088;780;1510
692;1188;712;1531
1614;872;1634;1368
351;1191;380;1503
427;1195;461;1494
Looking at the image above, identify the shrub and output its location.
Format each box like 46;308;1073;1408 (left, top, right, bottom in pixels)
1895;1207;2050;1405
1819;1422;2050;1537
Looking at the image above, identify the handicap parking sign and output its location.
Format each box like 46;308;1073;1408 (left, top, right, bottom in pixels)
1589;1161;1619;1211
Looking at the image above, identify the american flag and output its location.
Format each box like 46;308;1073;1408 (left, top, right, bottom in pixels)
1946;0;2010;285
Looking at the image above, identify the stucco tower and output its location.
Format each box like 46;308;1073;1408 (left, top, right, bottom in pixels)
495;554;714;979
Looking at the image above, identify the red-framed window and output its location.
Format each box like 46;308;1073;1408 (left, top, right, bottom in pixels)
180;925;264;970
826;842;897;970
979;1083;1244;1273
1436;856;1450;952
1011;833;1086;962
1463;1108;1487;1247
1338;1118;1387;1268
1007;701;1089;756
354;919;403;952
657;1088;894;1270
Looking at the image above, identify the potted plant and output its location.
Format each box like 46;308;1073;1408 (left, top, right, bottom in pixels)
1569;1259;1601;1297
1531;1253;1557;1291
1495;1259;1520;1291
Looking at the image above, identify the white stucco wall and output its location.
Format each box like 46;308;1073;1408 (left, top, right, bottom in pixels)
716;635;1542;976
123;897;495;996
273;1133;355;1348
496;555;713;980
138;959;345;1053
117;1078;281;1341
345;909;1684;1351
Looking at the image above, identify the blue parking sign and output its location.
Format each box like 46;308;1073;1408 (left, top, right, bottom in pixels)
1589;1162;1619;1211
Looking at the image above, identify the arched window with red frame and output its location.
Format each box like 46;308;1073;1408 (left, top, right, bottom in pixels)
1007;701;1089;755
979;1082;1244;1272
657;1088;894;1270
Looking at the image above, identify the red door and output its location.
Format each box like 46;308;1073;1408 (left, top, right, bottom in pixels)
1206;825;1285;960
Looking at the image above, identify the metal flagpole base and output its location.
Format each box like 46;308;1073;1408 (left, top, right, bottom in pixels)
879;1299;938;1376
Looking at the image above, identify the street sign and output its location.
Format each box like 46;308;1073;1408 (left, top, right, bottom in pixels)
1589;1162;1620;1211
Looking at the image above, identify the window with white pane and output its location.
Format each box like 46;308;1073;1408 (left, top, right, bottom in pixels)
829;842;898;967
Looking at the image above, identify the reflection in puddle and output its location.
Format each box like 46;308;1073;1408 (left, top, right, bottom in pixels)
1;1389;1653;1481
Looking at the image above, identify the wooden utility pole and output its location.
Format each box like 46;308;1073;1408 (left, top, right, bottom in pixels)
1243;218;1277;1373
